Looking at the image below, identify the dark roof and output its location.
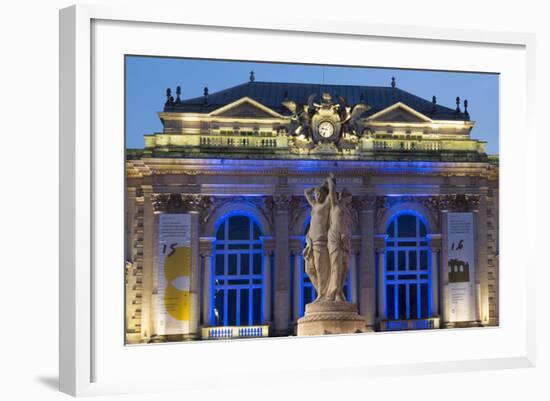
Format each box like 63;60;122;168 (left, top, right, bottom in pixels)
165;81;469;121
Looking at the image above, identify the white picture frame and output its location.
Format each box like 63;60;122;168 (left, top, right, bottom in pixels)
59;4;536;397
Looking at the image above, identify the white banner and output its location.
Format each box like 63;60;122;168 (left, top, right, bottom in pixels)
157;213;192;335
447;212;476;323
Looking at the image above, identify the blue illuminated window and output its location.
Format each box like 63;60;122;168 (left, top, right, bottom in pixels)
385;214;430;320
298;223;351;317
212;215;263;326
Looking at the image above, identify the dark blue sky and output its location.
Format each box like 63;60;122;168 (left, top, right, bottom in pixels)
126;56;499;154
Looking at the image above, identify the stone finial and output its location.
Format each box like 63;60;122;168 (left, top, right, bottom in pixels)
391;77;396;88
455;96;461;113
175;86;181;104
464;99;469;117
165;88;173;106
203;86;209;105
249;70;255;82
432;96;437;113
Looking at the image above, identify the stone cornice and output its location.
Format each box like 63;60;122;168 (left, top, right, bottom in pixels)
127;158;496;179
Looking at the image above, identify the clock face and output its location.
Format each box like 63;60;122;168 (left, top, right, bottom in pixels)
318;121;335;138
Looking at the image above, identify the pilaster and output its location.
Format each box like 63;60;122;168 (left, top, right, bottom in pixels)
261;239;275;325
476;191;489;325
273;195;291;336
375;235;387;321
141;186;154;341
357;196;376;329
427;234;442;318
199;237;215;327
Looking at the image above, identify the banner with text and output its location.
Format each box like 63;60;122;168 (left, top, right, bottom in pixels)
447;212;476;323
157;213;192;335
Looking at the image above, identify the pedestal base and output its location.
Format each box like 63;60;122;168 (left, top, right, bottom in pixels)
297;301;371;336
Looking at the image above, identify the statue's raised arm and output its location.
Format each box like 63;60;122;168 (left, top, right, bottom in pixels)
327;173;337;208
304;187;315;207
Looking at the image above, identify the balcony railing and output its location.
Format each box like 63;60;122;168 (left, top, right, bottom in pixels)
379;317;440;331
201;325;269;340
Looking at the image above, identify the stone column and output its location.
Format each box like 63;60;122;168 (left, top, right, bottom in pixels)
141;186;155;341
125;187;137;261
375;238;387;321
358;196;376;329
431;247;440;318
426;234;441;319
183;195;210;340
350;251;358;304
476;191;488;325
430;248;440;318
440;209;450;327
292;248;302;322
199;237;215;327
262;244;273;324
273;195;291;336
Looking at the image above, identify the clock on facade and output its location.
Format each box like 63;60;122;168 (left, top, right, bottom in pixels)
318;121;335;139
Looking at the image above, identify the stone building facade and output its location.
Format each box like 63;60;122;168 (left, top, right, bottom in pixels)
125;77;499;344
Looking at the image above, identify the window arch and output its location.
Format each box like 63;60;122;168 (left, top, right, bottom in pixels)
384;213;430;320
212;215;263;326
298;221;351;317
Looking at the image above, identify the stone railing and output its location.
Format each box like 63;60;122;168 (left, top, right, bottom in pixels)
379;317;440;331
201;325;269;340
371;139;441;151
362;138;484;153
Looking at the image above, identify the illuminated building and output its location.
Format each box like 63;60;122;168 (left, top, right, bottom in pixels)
125;74;499;343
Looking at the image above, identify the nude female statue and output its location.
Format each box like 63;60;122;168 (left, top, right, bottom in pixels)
303;179;331;302
326;174;353;302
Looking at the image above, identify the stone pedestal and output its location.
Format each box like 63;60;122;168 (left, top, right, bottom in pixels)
297;301;371;336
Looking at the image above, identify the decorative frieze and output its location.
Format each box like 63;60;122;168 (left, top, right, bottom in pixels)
440;194;480;212
358;195;377;211
273;194;292;212
152;193;211;214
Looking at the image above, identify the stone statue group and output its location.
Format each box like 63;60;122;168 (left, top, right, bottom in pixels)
303;173;353;303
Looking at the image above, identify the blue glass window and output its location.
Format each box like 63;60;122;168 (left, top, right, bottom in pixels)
384;214;431;320
212;215;263;326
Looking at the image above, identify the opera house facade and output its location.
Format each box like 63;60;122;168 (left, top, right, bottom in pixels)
125;75;499;344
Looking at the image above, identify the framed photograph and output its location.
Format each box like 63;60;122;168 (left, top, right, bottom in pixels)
59;4;536;397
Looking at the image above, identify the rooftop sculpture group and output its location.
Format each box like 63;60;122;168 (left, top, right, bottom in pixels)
282;93;371;144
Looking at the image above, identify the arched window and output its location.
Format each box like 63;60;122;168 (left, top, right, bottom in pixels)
385;213;430;320
212;215;263;326
298;222;351;317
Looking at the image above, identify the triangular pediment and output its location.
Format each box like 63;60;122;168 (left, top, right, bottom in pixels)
209;97;283;118
367;102;432;123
